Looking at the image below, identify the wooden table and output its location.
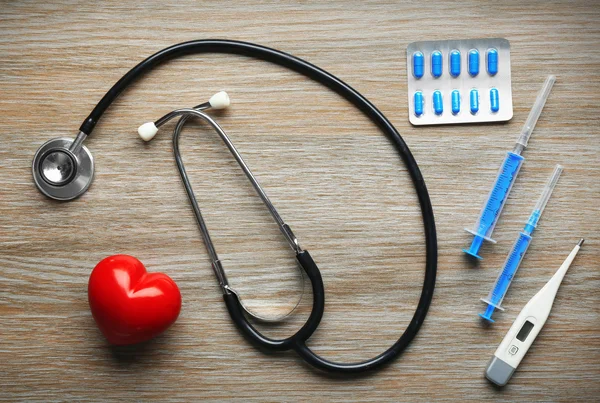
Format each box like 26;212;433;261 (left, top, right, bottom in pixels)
1;1;598;401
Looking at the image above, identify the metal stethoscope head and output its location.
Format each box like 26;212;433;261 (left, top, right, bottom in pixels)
32;131;94;201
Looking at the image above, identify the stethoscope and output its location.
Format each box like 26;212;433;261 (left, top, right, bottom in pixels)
31;39;437;374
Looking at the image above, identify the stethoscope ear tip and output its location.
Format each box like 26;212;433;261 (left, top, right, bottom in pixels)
137;91;229;142
138;122;158;142
209;91;230;109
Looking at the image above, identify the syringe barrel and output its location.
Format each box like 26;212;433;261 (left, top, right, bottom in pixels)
466;152;524;242
483;231;532;310
514;75;556;151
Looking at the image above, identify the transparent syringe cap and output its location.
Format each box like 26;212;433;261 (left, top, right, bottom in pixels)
533;164;563;216
524;164;563;233
514;75;556;153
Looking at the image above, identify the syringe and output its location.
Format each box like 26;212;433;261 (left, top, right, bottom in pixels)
479;164;563;322
463;75;556;259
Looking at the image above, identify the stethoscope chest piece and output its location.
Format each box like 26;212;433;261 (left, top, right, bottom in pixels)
32;137;94;201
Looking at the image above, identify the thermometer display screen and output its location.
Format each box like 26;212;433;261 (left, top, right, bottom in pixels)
516;320;535;342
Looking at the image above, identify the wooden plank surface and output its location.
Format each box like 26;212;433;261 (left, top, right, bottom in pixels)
0;1;598;401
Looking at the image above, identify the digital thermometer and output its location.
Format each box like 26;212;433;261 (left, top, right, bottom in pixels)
485;239;584;386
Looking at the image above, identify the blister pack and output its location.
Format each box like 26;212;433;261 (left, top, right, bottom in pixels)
406;38;513;126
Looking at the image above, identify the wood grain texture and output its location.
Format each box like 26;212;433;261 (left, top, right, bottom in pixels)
0;1;599;401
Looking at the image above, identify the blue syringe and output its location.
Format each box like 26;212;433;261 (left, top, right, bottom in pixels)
479;164;563;322
464;75;556;259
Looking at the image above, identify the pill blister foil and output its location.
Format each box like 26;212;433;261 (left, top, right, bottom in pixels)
406;38;512;125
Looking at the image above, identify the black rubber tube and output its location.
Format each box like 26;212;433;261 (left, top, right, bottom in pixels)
224;251;325;352
81;39;437;373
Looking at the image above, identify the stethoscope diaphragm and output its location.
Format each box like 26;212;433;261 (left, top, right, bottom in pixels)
32;137;94;201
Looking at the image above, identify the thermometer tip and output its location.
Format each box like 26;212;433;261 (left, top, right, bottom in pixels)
578;238;585;247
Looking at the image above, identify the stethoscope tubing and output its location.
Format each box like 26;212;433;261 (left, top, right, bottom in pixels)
222;250;325;352
78;39;437;374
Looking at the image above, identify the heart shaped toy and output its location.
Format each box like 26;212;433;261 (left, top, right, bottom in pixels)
88;255;181;345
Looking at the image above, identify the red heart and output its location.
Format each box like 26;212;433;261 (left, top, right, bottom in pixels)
88;255;181;345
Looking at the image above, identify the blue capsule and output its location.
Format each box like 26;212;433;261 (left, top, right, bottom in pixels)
490;88;500;112
431;51;443;78
433;90;443;115
470;89;479;114
451;90;461;115
450;50;461;77
468;49;480;76
413;51;424;79
414;91;424;116
487;48;499;76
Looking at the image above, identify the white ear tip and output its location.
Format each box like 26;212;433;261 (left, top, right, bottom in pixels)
209;91;230;109
138;122;158;141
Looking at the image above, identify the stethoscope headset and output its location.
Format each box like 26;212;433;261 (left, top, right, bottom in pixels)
32;39;437;374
